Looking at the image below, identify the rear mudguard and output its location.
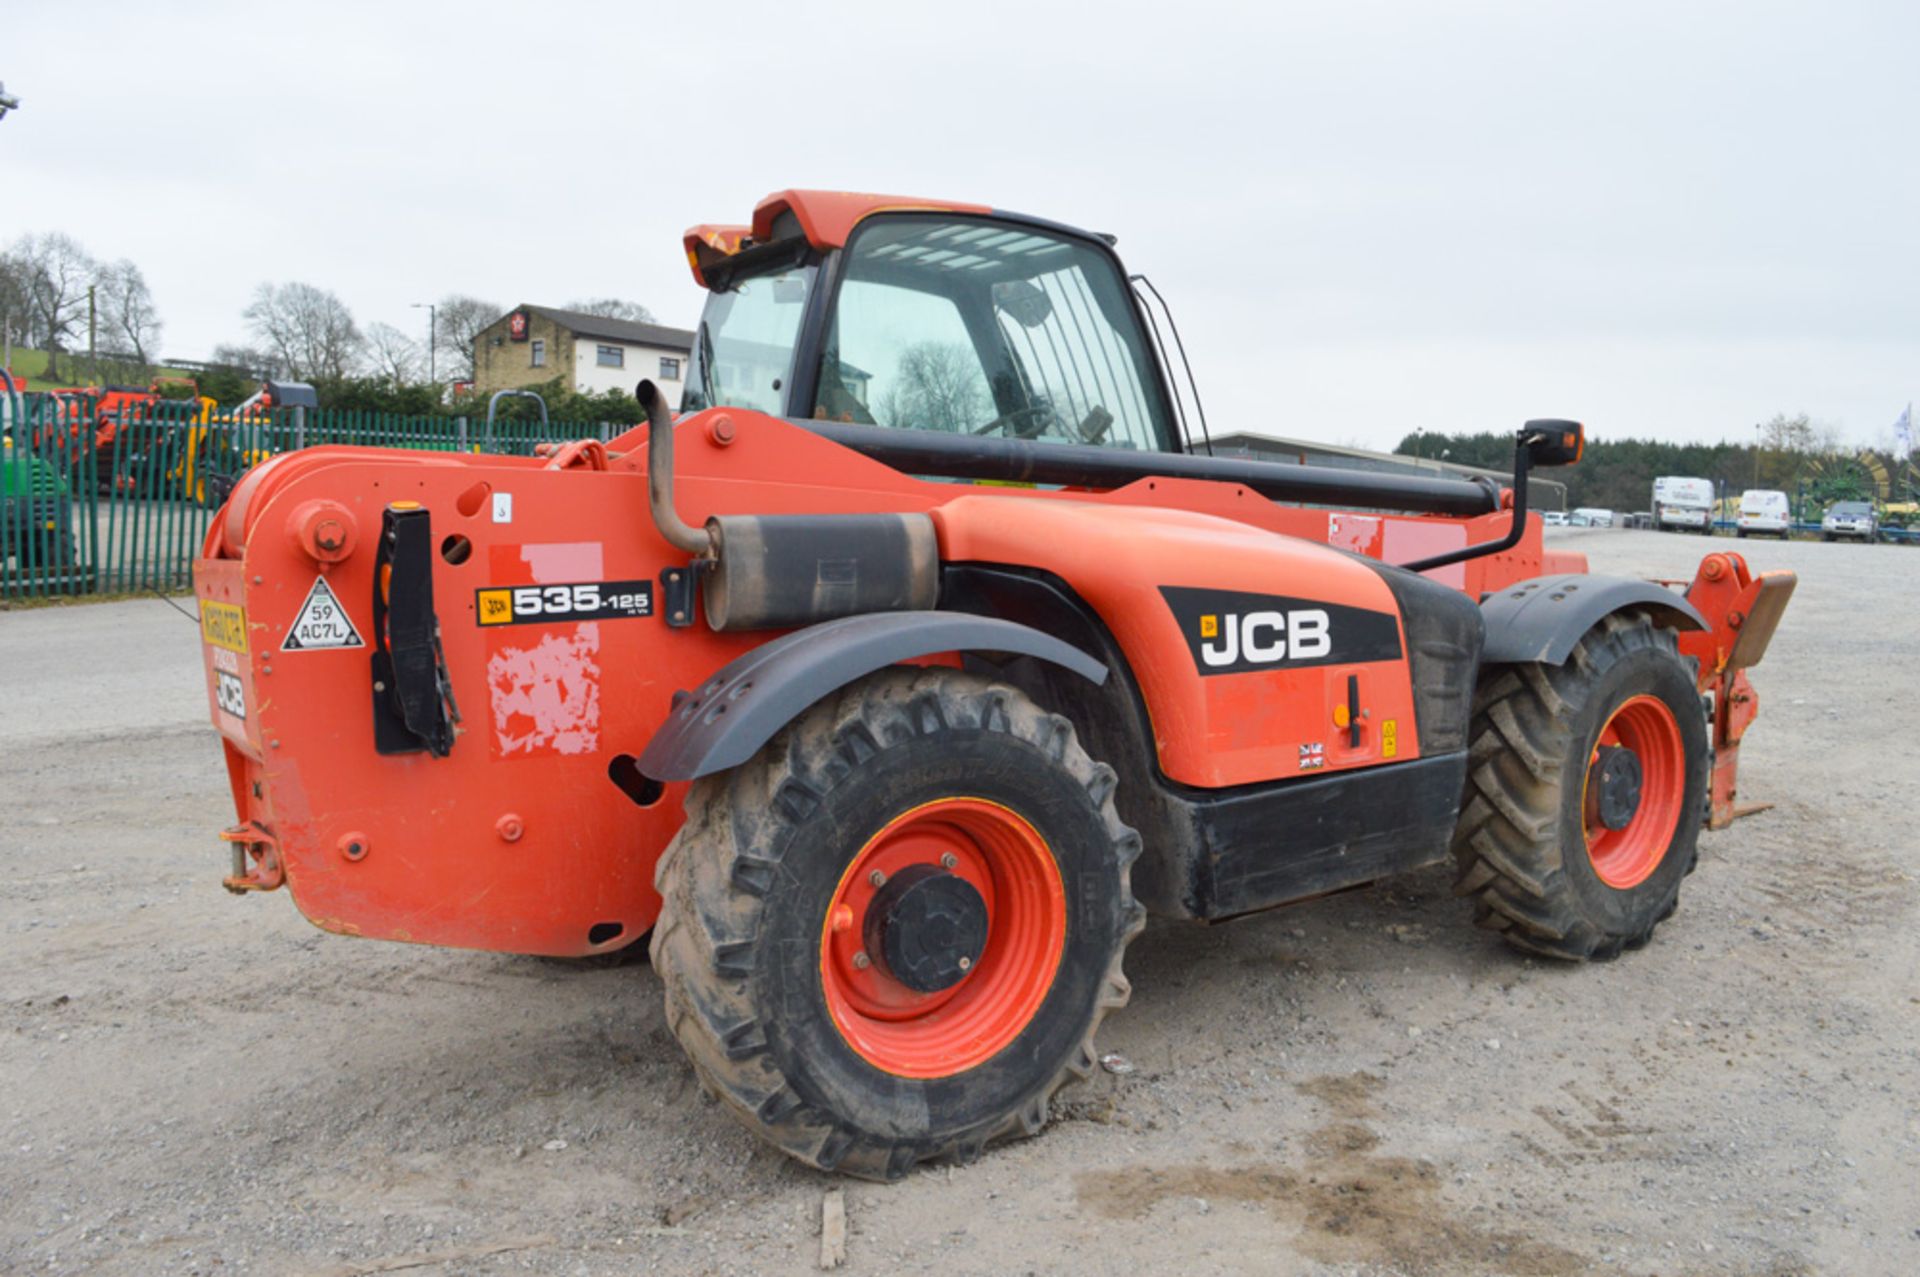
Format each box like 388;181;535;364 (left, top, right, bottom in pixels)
638;611;1106;781
1479;574;1706;665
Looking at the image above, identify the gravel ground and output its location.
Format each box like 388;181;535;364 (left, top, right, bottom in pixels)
3;529;1916;1276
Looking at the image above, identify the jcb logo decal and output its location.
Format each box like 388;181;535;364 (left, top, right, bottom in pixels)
1161;586;1401;676
1197;609;1332;668
477;589;514;624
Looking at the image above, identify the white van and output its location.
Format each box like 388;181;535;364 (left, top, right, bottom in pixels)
1653;476;1715;534
1570;507;1616;528
1737;489;1790;539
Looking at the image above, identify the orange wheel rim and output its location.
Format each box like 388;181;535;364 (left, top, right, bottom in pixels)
820;798;1066;1079
1583;694;1686;889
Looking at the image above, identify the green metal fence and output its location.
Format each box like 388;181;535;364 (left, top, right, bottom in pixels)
0;386;617;601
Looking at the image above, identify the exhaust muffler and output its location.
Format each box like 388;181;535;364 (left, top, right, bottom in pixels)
634;380;938;632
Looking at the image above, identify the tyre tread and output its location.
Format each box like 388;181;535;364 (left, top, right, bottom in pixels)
648;667;1143;1180
1451;612;1701;961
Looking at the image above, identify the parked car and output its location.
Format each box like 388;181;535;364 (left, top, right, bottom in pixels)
1542;510;1569;527
1821;501;1877;543
1570;507;1617;527
1737;489;1791;539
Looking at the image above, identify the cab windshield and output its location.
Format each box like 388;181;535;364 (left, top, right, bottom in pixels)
818;216;1173;451
684;215;1175;453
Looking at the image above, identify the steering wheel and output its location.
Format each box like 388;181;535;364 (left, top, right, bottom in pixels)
972;405;1060;439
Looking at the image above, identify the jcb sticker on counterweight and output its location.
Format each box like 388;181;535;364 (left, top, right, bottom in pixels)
476;580;654;626
214;670;247;721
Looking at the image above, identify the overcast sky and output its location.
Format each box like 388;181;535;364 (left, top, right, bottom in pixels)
6;1;1915;450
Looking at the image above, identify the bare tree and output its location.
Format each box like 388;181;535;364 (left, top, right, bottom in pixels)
5;232;98;379
567;297;656;324
875;342;989;433
210;343;281;378
95;259;162;364
364;321;426;385
0;255;29;353
1759;412;1815;454
244;282;363;380
1759;412;1842;457
434;294;502;381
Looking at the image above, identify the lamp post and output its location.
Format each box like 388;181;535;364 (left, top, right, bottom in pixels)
1754;423;1762;486
411;302;436;383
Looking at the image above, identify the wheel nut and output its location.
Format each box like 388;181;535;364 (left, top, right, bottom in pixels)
852;951;872;970
956;955;972;971
940;852;958;870
868;869;886;887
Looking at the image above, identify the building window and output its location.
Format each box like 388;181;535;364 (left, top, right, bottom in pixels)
530;339;545;368
596;345;625;368
659;356;682;380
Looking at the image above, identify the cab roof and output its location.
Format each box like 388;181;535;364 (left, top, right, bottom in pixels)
683;189;991;287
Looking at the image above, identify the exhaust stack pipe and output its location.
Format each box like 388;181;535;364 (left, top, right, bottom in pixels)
636;379;715;558
635;379;939;631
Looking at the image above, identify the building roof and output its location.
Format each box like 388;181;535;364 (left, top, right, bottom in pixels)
520;305;694;351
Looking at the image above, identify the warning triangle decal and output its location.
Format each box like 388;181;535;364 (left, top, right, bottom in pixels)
282;576;366;652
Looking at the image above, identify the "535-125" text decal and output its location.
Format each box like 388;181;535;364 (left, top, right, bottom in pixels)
476;580;654;627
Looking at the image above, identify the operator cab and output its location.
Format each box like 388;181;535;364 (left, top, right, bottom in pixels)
682;205;1181;455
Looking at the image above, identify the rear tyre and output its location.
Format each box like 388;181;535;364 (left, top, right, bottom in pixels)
650;667;1144;1180
1451;612;1708;961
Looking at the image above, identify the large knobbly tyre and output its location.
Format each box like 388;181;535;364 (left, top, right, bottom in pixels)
649;667;1145;1180
1452;612;1708;961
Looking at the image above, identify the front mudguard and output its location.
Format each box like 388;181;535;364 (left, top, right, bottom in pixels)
1480;574;1707;665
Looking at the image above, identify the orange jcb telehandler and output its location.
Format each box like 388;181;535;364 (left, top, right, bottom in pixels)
192;190;1795;1179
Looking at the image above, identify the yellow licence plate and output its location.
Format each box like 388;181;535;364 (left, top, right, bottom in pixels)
199;600;248;654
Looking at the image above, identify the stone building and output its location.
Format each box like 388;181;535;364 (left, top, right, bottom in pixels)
473;306;694;399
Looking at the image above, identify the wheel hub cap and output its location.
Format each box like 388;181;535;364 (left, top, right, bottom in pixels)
820;798;1067;1079
1583;694;1687;890
1589;744;1643;831
863;864;989;994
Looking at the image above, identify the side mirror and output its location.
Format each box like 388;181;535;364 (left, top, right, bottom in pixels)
1523;418;1583;467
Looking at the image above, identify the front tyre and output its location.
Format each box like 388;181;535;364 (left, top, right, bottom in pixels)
650;667;1144;1180
1451;612;1708;960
